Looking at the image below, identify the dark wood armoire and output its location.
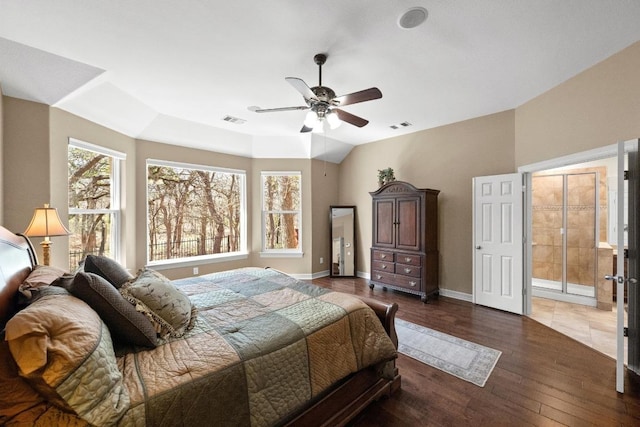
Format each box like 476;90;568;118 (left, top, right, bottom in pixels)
369;181;440;302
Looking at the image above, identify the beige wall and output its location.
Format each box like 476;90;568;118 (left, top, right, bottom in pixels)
3;40;640;292
339;110;516;294
515;41;640;167
311;159;339;274
249;158;318;277
49;108;138;270
135;139;253;279
2;97;50;262
0;101;337;278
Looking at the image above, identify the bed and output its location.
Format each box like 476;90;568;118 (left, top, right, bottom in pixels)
0;225;400;426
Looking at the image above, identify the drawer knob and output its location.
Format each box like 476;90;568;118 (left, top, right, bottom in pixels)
376;274;382;280
405;257;412;262
381;254;386;259
409;281;417;287
382;265;387;269
404;268;412;274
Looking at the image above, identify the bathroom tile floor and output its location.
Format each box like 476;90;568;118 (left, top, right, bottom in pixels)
530;296;628;364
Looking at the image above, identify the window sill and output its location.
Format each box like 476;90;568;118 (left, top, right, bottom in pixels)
259;251;304;258
147;252;249;270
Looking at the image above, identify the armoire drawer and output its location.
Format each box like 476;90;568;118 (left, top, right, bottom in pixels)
395;254;421;266
395;264;422;278
371;270;394;285
372;250;394;262
394;274;421;290
372;260;394;272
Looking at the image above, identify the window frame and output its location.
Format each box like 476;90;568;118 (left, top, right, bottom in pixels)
68;138;125;265
145;159;248;267
260;171;303;257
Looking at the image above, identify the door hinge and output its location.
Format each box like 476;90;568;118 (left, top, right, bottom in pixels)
624;170;629;180
624;327;629;337
625;248;629;259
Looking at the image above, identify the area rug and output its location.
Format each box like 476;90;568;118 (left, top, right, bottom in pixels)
396;318;501;387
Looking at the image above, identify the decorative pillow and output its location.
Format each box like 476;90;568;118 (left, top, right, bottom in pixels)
84;255;133;288
5;292;130;426
120;268;197;339
69;272;157;348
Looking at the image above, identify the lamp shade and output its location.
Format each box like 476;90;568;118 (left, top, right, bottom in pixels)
24;204;71;238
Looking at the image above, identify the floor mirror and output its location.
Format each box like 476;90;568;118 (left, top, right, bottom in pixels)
330;206;356;277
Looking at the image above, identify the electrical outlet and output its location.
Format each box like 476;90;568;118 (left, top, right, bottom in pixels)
319;257;324;264
193;267;199;275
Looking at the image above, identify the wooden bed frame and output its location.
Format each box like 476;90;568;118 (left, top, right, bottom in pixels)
0;225;400;426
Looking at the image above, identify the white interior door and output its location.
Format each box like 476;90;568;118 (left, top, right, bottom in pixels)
473;173;524;314
612;139;640;393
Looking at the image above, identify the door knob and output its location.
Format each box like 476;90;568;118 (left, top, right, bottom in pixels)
475;245;482;250
629;278;638;285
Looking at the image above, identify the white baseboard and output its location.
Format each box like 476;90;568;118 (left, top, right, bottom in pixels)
359;271;473;303
289;270;330;280
438;288;473;302
305;270;474;303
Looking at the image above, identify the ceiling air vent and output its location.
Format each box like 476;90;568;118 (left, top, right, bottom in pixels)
390;121;412;130
222;115;246;125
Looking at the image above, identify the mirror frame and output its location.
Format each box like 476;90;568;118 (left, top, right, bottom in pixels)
330;205;357;277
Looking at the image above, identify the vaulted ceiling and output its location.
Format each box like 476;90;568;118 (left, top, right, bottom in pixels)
1;1;640;162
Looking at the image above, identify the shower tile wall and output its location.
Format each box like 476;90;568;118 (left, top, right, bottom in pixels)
532;167;607;288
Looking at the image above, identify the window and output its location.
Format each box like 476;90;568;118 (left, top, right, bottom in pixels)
261;172;302;254
146;160;246;263
68;139;124;270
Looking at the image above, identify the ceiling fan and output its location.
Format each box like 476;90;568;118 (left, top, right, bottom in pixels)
249;53;382;133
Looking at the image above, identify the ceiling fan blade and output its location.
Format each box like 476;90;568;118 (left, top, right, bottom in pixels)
333;87;382;107
334;108;369;127
300;124;313;133
249;105;309;113
286;77;318;102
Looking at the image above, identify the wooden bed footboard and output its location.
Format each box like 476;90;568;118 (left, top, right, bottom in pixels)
285;297;401;426
358;296;398;349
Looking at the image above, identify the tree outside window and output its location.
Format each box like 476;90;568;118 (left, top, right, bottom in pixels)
68;141;122;270
262;172;301;252
147;161;245;262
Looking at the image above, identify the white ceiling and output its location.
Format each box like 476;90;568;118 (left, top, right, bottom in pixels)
1;1;640;163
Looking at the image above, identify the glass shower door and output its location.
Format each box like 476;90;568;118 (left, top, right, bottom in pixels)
532;174;564;292
565;173;597;298
532;171;598;301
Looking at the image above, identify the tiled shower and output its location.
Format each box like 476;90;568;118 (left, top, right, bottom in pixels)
531;166;608;300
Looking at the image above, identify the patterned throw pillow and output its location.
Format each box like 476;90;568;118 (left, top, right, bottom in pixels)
119;268;197;339
69;272;157;348
84;255;133;288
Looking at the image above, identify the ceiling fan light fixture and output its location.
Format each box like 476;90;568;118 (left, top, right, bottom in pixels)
304;110;319;128
326;111;341;129
312;119;325;133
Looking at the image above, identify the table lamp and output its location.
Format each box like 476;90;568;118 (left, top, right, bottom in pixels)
24;204;71;266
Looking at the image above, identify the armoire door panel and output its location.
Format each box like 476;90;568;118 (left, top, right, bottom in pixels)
396;197;420;251
373;199;395;247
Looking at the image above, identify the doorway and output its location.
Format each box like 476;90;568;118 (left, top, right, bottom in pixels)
519;141;640;393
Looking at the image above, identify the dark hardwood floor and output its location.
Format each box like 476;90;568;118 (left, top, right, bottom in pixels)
310;276;640;426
